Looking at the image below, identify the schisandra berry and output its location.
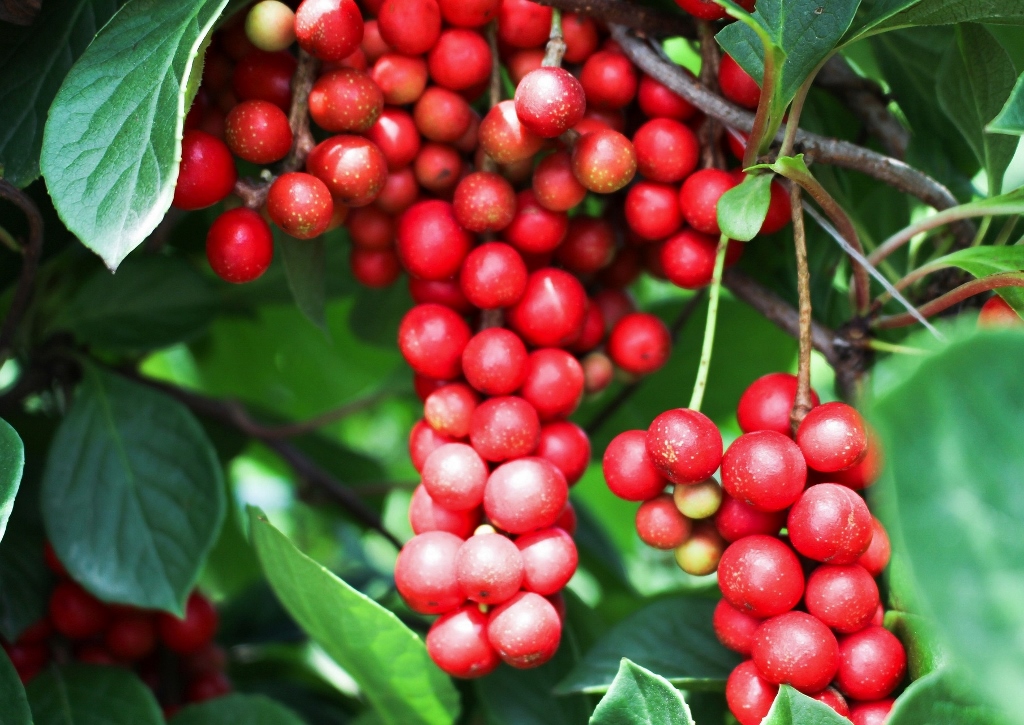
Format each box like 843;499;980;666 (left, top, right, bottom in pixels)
453;172;517;233
413;143;463;196
49;581;109;640
761;181;791;234
726;660;779;725
487;591;561;668
378;0;441;55
224;100;293;164
245;1;296;52
660;229;743;290
583;351;614;394
427;605;500;678
787;483;873;564
295;0;363;62
797;401;870;473
350;249;400;288
638;72;697;121
721;431;807;512
456;531;524;605
673;520;725;575
424;383;478;438
849;699;895;725
497;0;551;48
366;108;422;170
607;312;671;376
232;50;296;110
978;295;1022;327
422;443;489;511
397;303;472;380
737;372;820;437
206;208;274;284
483;457;567;534
306;135;388;206
514;67;587;139
438;0;499;27
603;429;668;501
570;300;606;352
571;128;637;194
624;181;683;241
805;564;881;634
632;118;699;183
678;168;738;236
713;598;763;656
719;54;762;110
580;50;637;110
835;626;907;700
409;484;480;538
673;479;723;520
308;68;383;133
830;434;883;490
503;189;569;255
718;535;804;618
394;531;463;614
519;349;585;421
428;28;492;92
461;328;528;396
173;130;236;210
515;527;578;595
752;611;840;694
459;242;528;309
535;421;590;486
557;217;615;275
372;53;429;105
646;408;723;485
105;613;157;661
470;396;541;462
158;593;218;655
532;150;587;212
636;494;692;549
674;0;753;20
409;419;454;472
414;86;473;143
714;494;787;542
857;517;891;577
267;172;334;239
507;268;588;348
396;200;473;281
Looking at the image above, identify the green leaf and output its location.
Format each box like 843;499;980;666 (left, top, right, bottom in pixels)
936;24;1019;194
42;367;225;613
0;465;52;643
884;610;950;680
762;685;851;725
349;281;414;348
0;0;124;188
278;234;328;331
874;0;1024;32
170;693;306;725
48;255;219;351
249;508;460;725
717;174;773;242
844;0;922;42
888;669;1011;725
867;328;1024;725
589;659;694;725
923;243;1024;314
0;418;24;543
556;596;740;695
988;73;1024;137
27;664;163;725
0;648;32;725
40;0;230;270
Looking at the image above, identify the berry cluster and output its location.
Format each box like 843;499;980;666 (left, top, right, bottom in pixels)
3;544;227;717
602;373;905;724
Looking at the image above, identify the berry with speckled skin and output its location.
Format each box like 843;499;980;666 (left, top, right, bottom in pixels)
788;483;873;564
456;532;524;604
636;494;692;549
414;86;473;143
806;564;880;634
233;50;296;110
674;478;723;519
487;591;561;668
377;0;441;55
514;67;587;138
714;598;763;656
520;348;584;421
422;443;489;511
812;688;850;718
722;431;807;512
428;28;492;92
580;50;638;110
371;54;428;105
516;527;577;594
849;699;895;725
427;605;500;678
836;626;907;700
245;1;296;52
267;172;334;239
410;419;455;472
646;408;723;485
485;458;567;533
459;242;528;309
462;328;528;396
727;660;778;725
394;531;464;614
632;118;700;183
718;535;804;618
397;200;472;281
714;494;786;542
413;142;463;195
453;172;516;232
366;107;422;170
503;190;569;255
533;150;587;212
603;429;668;501
679;168;738;236
507;269;588;348
797;402;869;472
624;182;682;241
608;313;671;376
470;396;541;463
480;100;544;165
752;611;840;694
638;72;697;121
572;128;637;194
224;100;292;164
306;135;388;206
857;517;891;576
673;520;725;575
308;69;383;132
737;373;821;437
206;208;274;283
424;383;478;438
295;0;364;62
174;131;237;210
536;421;590;485
410;484;480;538
398;303;472;380
438;0;498;26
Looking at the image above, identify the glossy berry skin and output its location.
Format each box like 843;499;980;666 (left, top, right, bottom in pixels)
424;383;478;438
572;128;637;194
306;135;388;206
224;100;292;164
673;478;723;520
797;402;869;472
718;535;805;618
507;269;588;348
516;527;578;595
396;200;473;281
413;143;463;195
646;408;723;485
831;435;883;490
632;119;699;183
607;313;671;376
678;169;738;236
395;531;464;614
788;483;873;564
583;351;614;394
427;605;500;678
562;13;598;63
674;520;726;575
536;421;590;486
410;419;455;471
470;396;540;463
812;688;850;718
206;208;274;284
761;181;791;234
487;591;561;668
366;108;422;170
308;69;383;132
835;626;907;701
428;29;492;92
377;0;441;55
410;279;473;315
580;51;637;110
675;0;753;20
514;68;587;138
625;182;682;241
295;0;363;62
603;429;668;501
453;172;516;233
726;660;779;725
460;242;528;309
806;564;881;634
503;190;569;255
978;295;1022;327
714;494;786;542
50;581;109;640
497;0;552;48
660;229;734;290
397;303;472;380
857;517;891;577
636;494;692;550
484;457;568;534
232;50;296;110
158;593;218;654
752;611;840;694
267;172;334;239
519;349;585;421
414;87;472;143
422;443;489;511
347;206;394;250
438;0;498;27
173;131;236;210
719;54;761;110
638;73;697;121
570;304;604;352
371;54;428;105
532;151;587;212
849;699;895;725
479;100;544;165
721;431;807;512
557;218;615;275
737;373;820;437
456;532;524;604
462;328;528;396
714;599;763;656
409;484;480;538
375;166;419;214
105;613;157;661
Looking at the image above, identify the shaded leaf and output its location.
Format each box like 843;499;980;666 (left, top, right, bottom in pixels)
874;0;1024;31
884;610;950;680
923;243;1024;314
988;73;1024;137
0;648;31;725
762;685;851;725
887;669;1011;725
27;664;163;724
349;281;413;348
278;232;327;331
0;418;24;543
844;0;921;42
589;659;694;725
718;174;772;243
170;693;306;725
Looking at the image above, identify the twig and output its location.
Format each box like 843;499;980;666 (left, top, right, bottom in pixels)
872;273;1024;330
542;8;567;67
789;184;813;432
217;390;393;440
0;180;43;366
697;20;725;170
533;0;695;38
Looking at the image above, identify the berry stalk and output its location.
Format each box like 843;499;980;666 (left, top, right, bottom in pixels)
688;234;729;412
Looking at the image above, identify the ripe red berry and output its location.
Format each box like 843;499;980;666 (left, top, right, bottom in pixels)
636;494;692;549
979;295;1022;327
224;100;292;164
624;182;683;241
306;135;388;206
295;0;363;61
835;626;907;700
502;190;569;255
726;660;779;725
830;434;884;490
452;172;516;233
562;13;598;63
413;86;473;143
49;581;109;640
508;268;588;347
44;541;66;576
714;494;786;542
603;429;668;501
678;168;739;236
606;312;671;376
5;642;48;683
660;229;742;290
438;0;498;26
570;301;606;354
456;531;524;604
806;564;881;634
632;118;699;183
422;443;489;511
558;219;616;277
396;200;473;280
173;130;236;210
593;289;635;330
718;535;805;618
497;0;552;48
347;206;393;250
397;303;472;380
374;166;419;215
516;527;578;595
752;611;840;693
849;699;895;725
366;107;422;170
428;29;492;92
185;670;232;703
105;613;157;661
519;349;585;421
409;484;481;538
206;208;274;283
371;53;428;105
580;50;638;110
714;598;763;656
470;396;541;462
674;0;753;20
232;50;296;110
646;408;723;485
487;591;561;668
158;593;218;654
459;242;528;309
760;181;791;235
413;142;463;196
514;67;587;139
719;54;762;110
583;350;615;394
796;402;869;473
480;100;545;165
535;421;590;486
427;605;500;678
857;517;891;577
484;457;567;533
721;431;807;512
409;418;455;471
812;688;850;718
424;382;477;437
532;150;587;212
638;73;697;121
461;328;528;396
308;68;383;132
788;483;873;564
737;372;820;437
394;531;464;613
377;0;440;55
571;128;637;194
267;172;334;239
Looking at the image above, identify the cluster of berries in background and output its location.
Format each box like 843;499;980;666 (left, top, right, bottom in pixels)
3;545;226;718
603;372;904;725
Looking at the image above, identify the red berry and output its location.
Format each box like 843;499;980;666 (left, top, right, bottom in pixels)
718;535;805;618
674;520;726;575
306;135;388;206
459;242;528;309
979;295;1022;327
624;182;683;241
415;373;450;403
232;50;296;110
397;303;472;379
516;527;578;595
224;100;292;164
714;494;786;542
422;442;489;511
462;328;529;396
295;0;363;61
396;200;473;280
308;68;383;132
479;100;545;165
719;54;761;110
638;73;697;121
806;564;881;634
5;642;48;683
470;396;541;462
487;591;561;668
428;28;492;91
583;351;614;394
514;67;587;138
456;531;524;604
594;289;635;330
497;0;551;48
636;494;692;549
410;418;455;471
726;660;779;725
453;172;517;232
646;408;723;485
246;1;297;53
580;50;637;110
267;172;334;239
678;168;739;236
714;598;763;656
532;150;587;212
503;190;569;255
105;613;157;661
413;143;463;196
849;699;895;725
17;618;52;645
360;18;389;61
721;431;807;512
507;268;588;347
413;86;473;143
438;0;498;27
377;0;440;55
49;581;109;640
674;0;753;20
570;298;606;352
571;128;637;193
366;107;422;170
752;611;840;693
835;626;907;700
796;402;869;473
603;429;668;501
375;166;419;214
831;434;884;490
158;593;218;654
562;13;599;63
535;421;590;486
44;542;67;576
607;312;671;376
409;484;481;538
857;517;891;577
371;53;428;105
632;118;699;183
427;605;500;678
173;130;236;210
737;372;820;437
185;671;232;703
660;229;741;290
395;531;464;613
206;208;274;283
812;688;850;718
519;349;585;421
347;205;394;250
351;247;401;287
788;483;873;564
760;181;791;234
484;457;567;533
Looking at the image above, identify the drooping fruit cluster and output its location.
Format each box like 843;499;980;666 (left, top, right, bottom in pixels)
4;544;228;718
602;373;905;723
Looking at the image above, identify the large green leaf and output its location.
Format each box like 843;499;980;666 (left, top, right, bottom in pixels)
556;596;740;695
278;234;328;331
170;693;306;725
936;24;1019;194
40;0;230;270
0;0;123;188
0;648;31;725
989;73;1024;137
589;659;694;725
884;610;949;680
843;0;921;42
874;0;1024;31
48;255;220;351
762;686;851;725
923;244;1024;313
717;175;772;243
27;664;163;725
867;329;1024;725
249;508;460;725
42;366;225;614
0;418;24;543
887;669;1011;725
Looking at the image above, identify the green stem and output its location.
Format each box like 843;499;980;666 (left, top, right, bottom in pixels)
865;339;931;356
779;74;815;159
993;215;1019;246
541;9;565;67
742;52;777;169
688;235;728;412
